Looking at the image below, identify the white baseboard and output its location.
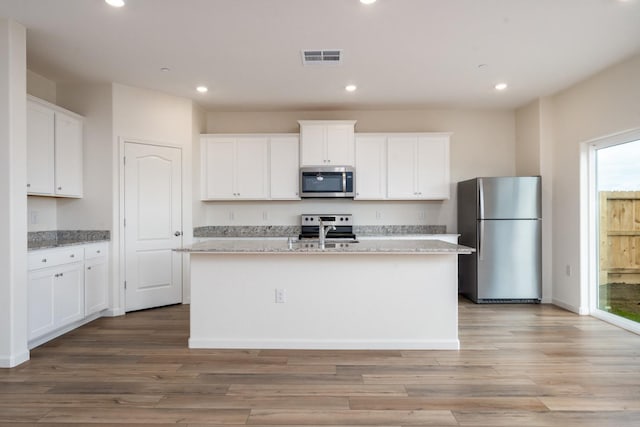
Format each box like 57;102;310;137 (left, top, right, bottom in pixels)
552;298;589;315
188;338;460;351
0;350;30;368
104;308;125;317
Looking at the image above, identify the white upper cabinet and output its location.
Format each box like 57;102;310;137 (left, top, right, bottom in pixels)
27;96;83;198
270;136;300;200
356;133;451;201
201;136;268;200
355;135;387;200
299;120;356;166
54;112;84;197
235;137;269;199
26;101;55;195
387;134;451;200
201;134;299;201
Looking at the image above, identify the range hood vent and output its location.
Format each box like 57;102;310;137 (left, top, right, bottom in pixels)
301;49;343;66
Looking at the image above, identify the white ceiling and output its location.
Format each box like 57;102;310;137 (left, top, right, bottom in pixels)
1;0;639;111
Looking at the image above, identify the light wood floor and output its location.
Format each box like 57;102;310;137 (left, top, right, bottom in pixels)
1;299;639;426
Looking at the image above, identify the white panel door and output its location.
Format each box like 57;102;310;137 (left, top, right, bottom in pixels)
124;142;182;312
26;101;55;195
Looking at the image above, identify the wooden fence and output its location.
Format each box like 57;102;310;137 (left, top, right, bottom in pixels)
599;191;640;285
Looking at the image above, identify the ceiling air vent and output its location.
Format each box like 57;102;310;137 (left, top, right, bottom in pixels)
301;49;343;66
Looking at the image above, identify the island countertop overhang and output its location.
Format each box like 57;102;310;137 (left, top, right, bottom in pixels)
176;238;474;255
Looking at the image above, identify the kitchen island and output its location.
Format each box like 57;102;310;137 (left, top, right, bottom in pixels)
180;239;473;350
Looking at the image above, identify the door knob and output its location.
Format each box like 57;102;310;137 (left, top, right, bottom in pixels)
174;231;183;236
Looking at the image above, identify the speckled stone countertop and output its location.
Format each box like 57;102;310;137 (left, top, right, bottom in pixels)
193;225;447;238
178;238;473;254
28;230;110;250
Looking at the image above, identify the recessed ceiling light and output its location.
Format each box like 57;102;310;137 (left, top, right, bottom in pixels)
360;0;377;4
105;0;125;7
196;86;208;93
494;83;508;91
345;84;357;92
160;67;170;72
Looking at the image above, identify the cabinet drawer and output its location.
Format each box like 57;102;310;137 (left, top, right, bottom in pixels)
84;242;108;260
28;247;84;271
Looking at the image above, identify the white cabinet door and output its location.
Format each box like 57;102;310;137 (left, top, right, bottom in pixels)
355;136;387;200
387;136;418;199
270;136;300;200
84;242;109;316
235;137;269;199
26;101;55;195
299;121;356;166
202;137;235;199
326;124;355;165
27;97;84;198
28;261;84;341
28;269;56;340
54;112;83;197
299;124;326;166
416;136;450;199
85;256;108;316
54;262;85;327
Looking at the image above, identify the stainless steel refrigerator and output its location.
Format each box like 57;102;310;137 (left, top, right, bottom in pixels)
457;177;541;303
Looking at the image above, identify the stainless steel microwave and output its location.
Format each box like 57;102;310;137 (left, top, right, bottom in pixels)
300;166;355;198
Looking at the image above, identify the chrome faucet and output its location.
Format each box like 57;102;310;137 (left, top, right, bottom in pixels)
319;219;336;249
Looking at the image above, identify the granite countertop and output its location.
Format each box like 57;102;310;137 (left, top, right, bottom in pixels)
28;230;110;250
178;238;474;255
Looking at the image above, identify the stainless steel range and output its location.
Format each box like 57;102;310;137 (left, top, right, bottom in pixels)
299;214;356;240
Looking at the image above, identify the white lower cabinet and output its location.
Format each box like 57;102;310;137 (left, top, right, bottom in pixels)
28;261;84;341
28;242;109;344
84;243;109;316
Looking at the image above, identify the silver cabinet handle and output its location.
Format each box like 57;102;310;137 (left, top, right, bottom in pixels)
70;254;75;258
57;187;62;190
27;183;31;188
87;266;92;270
174;231;183;237
96;250;101;254
42;258;47;263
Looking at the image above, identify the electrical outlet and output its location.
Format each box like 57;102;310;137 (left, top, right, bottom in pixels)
29;210;39;225
375;211;381;220
565;265;572;277
229;211;235;221
275;288;287;303
262;211;269;221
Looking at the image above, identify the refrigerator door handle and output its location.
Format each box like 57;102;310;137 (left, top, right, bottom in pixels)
478;221;484;260
479;178;485;219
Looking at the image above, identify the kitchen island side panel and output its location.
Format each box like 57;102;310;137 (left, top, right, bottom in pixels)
189;253;459;350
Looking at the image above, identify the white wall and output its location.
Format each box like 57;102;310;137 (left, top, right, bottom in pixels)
26;69;55;104
547;53;640;313
203;109;516;232
0;18;29;368
515;99;554;303
56;83;114;230
112;83;195;311
26;70;57;232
